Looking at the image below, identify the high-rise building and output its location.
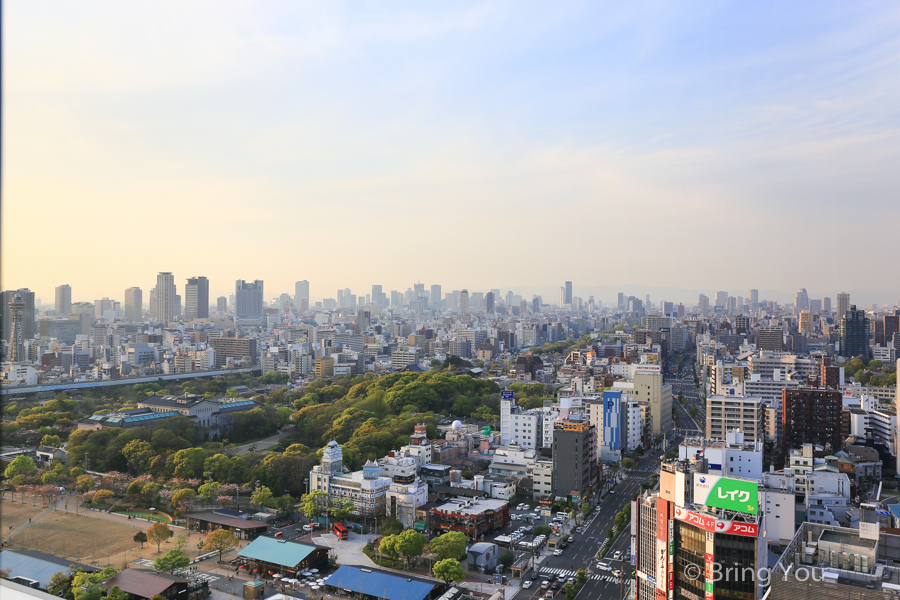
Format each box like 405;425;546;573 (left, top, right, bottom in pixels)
153;272;176;323
782;388;843;452
839;304;870;358
459;290;469;315
823;296;831;314
564;281;573;306
235;279;264;318
124;287;142;322
799;310;813;334
836;292;850;319
184;276;209;319
430;285;441;310
551;418;597;502
706;394;765;442
5;292;27;361
295;280;310;312
93;298;112;318
617;292;625;310
794;288;809;311
748;288;758;305
699;294;709;316
758;325;784;352
55;284;72;315
715;291;728;308
216;296;228;315
1;288;36;344
485;292;494;313
875;309;900;347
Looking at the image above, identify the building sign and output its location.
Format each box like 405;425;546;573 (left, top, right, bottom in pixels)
501;391;514;400
673;506;758;537
693;474;758;514
656;498;669;599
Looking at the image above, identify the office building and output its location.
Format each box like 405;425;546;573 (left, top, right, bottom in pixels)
748;288;758;305
551;417;597;502
699;294;709;316
564;281;573;306
184;276;209;319
124;287;142;322
614;367;672;438
839;304;870;358
1;288;35;344
235;279;264;318
799;310;813;334
795;288;809;311
430;285;441;310
485;292;494;313
836;292;850;319
875;309;900;347
499;398;543;450
715;291;729;308
216;296;227;315
153;272;176;323
55;284;72;315
782;388;843;452
295;280;310;312
823;296;831;313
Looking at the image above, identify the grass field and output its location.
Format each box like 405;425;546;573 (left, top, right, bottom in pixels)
0;501;43;536
113;510;171;523
7;512;146;567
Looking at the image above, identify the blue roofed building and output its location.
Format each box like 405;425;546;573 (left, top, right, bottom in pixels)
325;565;454;600
0;550;100;590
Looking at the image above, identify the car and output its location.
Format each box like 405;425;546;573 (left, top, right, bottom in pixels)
559;542;568;549
523;581;533;589
302;524;314;532
541;581;550;589
556;574;566;581
550;582;560;590
567;578;576;585
274;531;284;538
597;562;611;572
613;551;623;561
575;527;583;533
553;549;563;556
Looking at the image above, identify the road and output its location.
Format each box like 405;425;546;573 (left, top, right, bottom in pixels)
233;431;289;455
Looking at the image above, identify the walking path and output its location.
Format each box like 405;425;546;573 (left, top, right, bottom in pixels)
2;503;57;544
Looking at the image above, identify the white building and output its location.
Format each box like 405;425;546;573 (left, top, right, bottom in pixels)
678;430;764;480
500;399;543;450
309;442;392;517
488;444;535;479
533;458;553;501
705;393;766;443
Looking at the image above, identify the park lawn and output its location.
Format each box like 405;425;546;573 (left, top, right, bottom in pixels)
114;510;172;523
0;500;43;534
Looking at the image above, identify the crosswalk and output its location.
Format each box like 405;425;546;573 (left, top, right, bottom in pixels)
538;567;621;585
132;558;219;584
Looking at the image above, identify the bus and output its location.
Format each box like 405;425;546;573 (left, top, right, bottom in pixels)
333;522;349;541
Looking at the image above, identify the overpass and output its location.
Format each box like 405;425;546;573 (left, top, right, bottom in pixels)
0;366;261;397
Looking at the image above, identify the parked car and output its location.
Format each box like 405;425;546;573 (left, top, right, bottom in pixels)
302;525;314;532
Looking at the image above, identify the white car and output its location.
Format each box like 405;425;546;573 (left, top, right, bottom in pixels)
553;549;563;556
523;581;533;589
613;551;623;561
302;524;314;532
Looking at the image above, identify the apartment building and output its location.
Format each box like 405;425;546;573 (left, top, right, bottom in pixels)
706;393;765;443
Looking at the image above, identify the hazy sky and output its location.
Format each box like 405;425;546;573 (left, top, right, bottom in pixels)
3;2;899;306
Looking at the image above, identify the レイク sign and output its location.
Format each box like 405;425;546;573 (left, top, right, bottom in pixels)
693;474;758;514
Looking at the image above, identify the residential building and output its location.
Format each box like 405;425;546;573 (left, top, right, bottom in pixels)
836;291;851;319
391;350;418;370
124;287;142;322
208;336;257;366
235;279;264;318
551;416;597;502
678;431;764;480
500;398;543;449
55;284;72;315
706;393;765;443
153;272;176;323
840;304;870;358
782;388;843;452
758;325;784;351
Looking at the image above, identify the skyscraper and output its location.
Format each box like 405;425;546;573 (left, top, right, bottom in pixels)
124;287;142;322
794;288;809;311
217;296;228;315
459;290;469;315
430;285;442;310
617;292;625;310
715;291;728;308
748;288;758;305
485;292;495;313
799;310;813;334
823;296;832;314
55;284;72;315
564;281;573;306
698;294;709;315
5;292;27;362
295;280;310;312
235;279;264;318
840;304;870;358
837;292;850;318
185;276;209;319
153;272;176;323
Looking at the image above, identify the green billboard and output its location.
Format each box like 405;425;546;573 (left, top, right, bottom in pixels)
694;474;758;514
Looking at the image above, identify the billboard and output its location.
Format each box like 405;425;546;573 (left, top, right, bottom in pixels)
693;474;758;514
657;498;669;599
673;506;759;537
602;390;622;451
501;391;514;400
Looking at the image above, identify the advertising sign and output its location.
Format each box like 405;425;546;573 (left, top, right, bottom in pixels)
501;391;514;400
656;498;669;597
673;506;759;537
603;391;622;451
693;474;758;514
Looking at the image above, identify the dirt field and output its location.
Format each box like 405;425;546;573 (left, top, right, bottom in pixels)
0;500;43;535
6;510;209;569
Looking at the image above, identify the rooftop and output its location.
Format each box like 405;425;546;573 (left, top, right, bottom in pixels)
237;537;319;568
326;565;442;600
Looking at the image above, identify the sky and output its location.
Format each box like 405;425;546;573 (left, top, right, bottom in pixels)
3;1;899;307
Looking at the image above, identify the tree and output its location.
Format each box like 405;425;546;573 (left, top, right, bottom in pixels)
76;474;94;491
170;488;197;515
395;529;427;566
251;485;274;510
134;531;148;548
635;446;645;457
205;529;239;562
623;458;634;470
328;498;354;522
147;523;173;553
429;531;468;560
299;490;327;519
40;434;63;447
499;551;515;568
92;489;115;506
4;455;36;479
534;526;552;537
174;534;188;552
172;448;207;479
108;585;130;600
154;549;190;574
432;558;466;584
122;440;156;474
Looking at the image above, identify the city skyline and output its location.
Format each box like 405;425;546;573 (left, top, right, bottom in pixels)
3;2;899;300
